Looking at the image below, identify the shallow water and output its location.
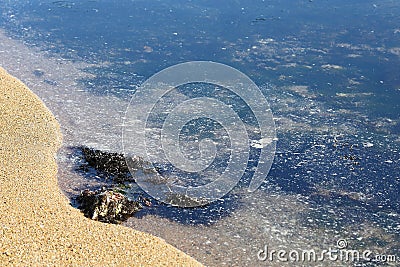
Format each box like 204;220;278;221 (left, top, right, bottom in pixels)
1;1;399;266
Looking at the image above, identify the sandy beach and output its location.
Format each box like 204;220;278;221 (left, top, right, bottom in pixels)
0;67;203;266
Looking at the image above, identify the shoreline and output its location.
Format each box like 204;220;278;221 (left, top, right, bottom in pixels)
0;67;202;266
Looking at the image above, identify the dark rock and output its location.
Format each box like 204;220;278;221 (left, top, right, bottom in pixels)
81;146;129;173
78;146;132;183
77;188;142;224
77;146;155;183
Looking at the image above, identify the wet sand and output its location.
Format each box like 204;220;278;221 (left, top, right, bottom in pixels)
0;67;202;266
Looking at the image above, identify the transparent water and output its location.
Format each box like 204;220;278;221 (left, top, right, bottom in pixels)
0;1;399;266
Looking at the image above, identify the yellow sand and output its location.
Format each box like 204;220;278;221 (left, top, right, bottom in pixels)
0;67;203;267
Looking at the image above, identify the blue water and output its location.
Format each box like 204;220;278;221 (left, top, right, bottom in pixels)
3;1;400;114
1;1;399;266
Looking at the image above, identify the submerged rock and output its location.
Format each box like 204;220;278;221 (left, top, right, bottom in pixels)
77;146;155;183
77;188;142;224
78;146;132;183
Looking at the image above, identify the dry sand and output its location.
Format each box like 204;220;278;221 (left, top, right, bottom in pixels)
0;67;203;267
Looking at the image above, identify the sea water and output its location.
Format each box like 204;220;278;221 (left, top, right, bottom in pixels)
0;1;399;266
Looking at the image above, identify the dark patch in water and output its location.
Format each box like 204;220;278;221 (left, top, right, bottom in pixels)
44;79;58;86
32;69;44;77
133;192;241;225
